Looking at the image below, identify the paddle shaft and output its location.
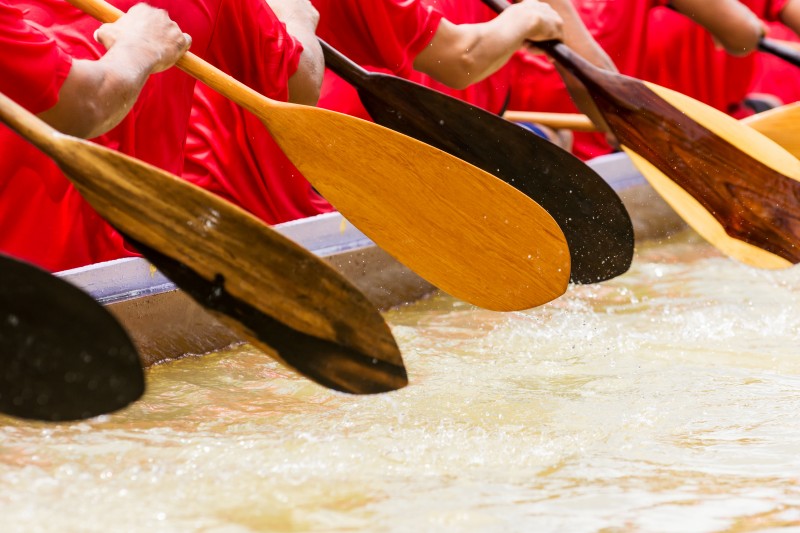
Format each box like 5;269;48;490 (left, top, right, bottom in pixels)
503;110;596;131
759;37;800;68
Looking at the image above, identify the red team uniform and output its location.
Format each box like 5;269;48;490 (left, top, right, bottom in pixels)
0;0;300;271
507;0;669;160
183;0;444;225
642;0;792;117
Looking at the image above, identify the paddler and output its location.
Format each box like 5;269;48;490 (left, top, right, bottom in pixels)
0;0;322;272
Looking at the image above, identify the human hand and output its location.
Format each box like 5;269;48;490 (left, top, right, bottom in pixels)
513;0;563;45
94;3;191;74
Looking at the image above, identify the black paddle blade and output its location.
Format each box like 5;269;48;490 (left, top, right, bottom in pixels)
127;239;408;395
0;254;144;422
354;75;633;283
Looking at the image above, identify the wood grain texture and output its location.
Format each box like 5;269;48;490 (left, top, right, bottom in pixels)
66;0;571;311
0;91;406;394
322;40;633;285
0;253;144;421
483;0;800;269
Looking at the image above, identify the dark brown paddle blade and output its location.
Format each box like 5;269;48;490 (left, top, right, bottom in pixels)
0;91;406;394
758;37;800;69
535;40;800;264
129;239;407;394
321;40;633;284
0;254;144;422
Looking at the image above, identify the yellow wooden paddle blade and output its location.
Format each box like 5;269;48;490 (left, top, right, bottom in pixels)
742;102;800;159
63;0;571;311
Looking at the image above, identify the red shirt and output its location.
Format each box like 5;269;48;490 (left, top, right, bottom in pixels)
749;22;800;104
0;1;72;113
316;0;443;119
408;0;512;114
183;0;443;226
507;0;668;160
0;0;297;271
642;0;790;116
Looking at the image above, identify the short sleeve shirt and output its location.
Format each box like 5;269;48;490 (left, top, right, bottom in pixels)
0;1;71;113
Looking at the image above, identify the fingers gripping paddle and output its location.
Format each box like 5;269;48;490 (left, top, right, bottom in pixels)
320;39;633;284
0;91;406;395
67;0;571;312
0;254;144;422
484;0;800;270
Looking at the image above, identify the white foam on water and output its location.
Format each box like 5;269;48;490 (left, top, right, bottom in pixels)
2;232;800;532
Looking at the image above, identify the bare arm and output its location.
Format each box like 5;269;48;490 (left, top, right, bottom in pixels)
37;3;190;139
671;0;764;55
265;0;323;105
778;0;800;35
413;0;563;90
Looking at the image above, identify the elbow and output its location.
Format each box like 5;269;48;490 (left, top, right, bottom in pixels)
718;20;764;56
434;52;478;90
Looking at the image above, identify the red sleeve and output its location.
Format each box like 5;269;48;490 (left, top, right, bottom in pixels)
204;0;302;101
0;2;72;113
313;0;443;77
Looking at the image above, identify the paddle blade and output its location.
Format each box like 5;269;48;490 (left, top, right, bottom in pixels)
258;104;571;311
48;143;407;394
0;254;144;421
352;73;633;284
0;88;405;394
742;102;800;159
133;240;407;394
543;41;800;268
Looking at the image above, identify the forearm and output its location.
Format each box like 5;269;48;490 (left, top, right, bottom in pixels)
672;0;763;55
38;48;155;139
266;0;323;105
416;14;537;89
779;0;800;36
415;1;562;90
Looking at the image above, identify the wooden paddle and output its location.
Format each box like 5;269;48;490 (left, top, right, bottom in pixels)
483;0;800;270
0;91;406;395
320;40;633;285
504;105;800;160
0;253;144;422
67;0;570;312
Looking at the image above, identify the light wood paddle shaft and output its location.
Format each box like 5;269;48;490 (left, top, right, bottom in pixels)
67;0;572;312
502;111;596;132
504;106;800;162
0;90;406;394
